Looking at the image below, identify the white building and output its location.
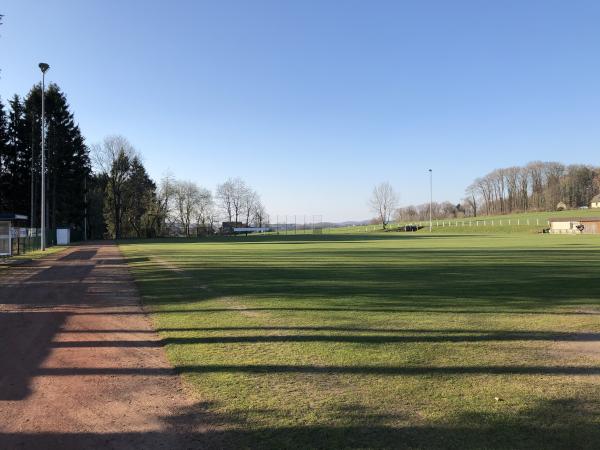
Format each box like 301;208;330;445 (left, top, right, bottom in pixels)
549;218;582;234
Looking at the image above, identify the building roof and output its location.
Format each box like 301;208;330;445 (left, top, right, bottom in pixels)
549;217;600;222
0;213;28;221
591;194;600;202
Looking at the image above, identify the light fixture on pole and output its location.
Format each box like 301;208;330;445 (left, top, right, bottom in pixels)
428;169;432;232
39;62;50;250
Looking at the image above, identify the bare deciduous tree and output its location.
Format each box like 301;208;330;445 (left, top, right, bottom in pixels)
368;182;398;229
252;201;269;227
216;177;248;223
91;135;138;174
194;187;214;233
157;173;177;234
173;180;201;237
217;177;255;224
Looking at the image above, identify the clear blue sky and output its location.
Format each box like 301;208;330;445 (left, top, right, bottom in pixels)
1;1;599;221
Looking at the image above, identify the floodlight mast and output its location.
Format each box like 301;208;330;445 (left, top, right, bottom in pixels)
429;169;432;232
39;63;50;250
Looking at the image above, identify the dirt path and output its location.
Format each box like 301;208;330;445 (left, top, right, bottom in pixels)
0;243;208;449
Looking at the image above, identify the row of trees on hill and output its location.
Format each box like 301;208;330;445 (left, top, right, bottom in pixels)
370;161;600;226
465;162;600;216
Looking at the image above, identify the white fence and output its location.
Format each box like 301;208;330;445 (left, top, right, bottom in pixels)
424;218;549;228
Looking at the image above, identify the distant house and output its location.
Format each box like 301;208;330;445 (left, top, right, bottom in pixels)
591;194;600;209
549;217;600;234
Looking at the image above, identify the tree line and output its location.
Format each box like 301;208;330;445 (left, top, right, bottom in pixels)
0;83;269;241
371;162;600;227
89;136;268;239
465;162;599;216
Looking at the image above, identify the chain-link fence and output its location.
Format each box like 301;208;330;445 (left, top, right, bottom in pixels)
270;215;324;235
7;228;52;256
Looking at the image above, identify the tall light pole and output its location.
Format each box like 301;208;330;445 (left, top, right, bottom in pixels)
39;63;50;250
84;176;88;241
428;169;433;232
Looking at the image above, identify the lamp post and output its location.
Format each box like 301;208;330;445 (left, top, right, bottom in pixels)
39;63;49;250
428;169;432;232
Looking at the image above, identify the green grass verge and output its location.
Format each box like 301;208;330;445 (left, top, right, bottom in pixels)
120;233;600;449
0;245;68;270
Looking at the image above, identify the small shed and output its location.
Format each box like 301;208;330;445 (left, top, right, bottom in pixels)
549;217;600;234
549;218;582;234
579;217;600;234
56;228;71;245
591;194;600;209
0;213;29;256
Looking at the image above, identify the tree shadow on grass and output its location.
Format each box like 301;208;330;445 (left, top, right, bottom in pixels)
46;330;600;348
120;233;477;245
130;253;600;313
35;363;600;377
0;398;597;449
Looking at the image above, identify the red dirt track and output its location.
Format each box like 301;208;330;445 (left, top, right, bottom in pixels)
0;244;206;449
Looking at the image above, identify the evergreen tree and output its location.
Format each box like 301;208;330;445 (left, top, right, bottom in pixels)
23;83;90;236
3;95;29;215
0;97;10;211
125;157;157;238
87;173;108;239
104;149;131;239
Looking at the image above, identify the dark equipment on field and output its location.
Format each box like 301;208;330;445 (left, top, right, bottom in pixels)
401;225;423;232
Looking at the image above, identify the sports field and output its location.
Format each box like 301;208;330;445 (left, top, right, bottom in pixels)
121;233;600;449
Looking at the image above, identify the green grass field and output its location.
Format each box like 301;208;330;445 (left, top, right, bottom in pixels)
121;233;600;449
